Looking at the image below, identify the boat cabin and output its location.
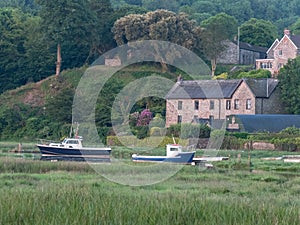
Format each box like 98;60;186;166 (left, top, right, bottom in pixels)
49;138;83;149
166;144;182;157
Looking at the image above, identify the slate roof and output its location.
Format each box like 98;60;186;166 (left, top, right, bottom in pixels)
166;79;278;99
290;34;300;48
243;78;278;98
166;80;242;99
238;41;268;53
232;114;300;133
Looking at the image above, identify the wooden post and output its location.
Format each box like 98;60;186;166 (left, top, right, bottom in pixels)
18;143;22;152
237;153;241;163
56;43;62;76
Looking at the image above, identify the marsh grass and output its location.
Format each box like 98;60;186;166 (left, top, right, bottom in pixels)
0;149;300;224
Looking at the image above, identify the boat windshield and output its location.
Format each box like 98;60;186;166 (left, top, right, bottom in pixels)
62;139;80;145
170;146;181;151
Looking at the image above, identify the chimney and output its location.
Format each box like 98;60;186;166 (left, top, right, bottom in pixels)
284;29;290;37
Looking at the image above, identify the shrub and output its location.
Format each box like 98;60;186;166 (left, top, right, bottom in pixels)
166;124;181;137
136;126;149;139
280;126;300;135
166;123;210;138
271;137;299;151
229;132;249;139
150;127;166;136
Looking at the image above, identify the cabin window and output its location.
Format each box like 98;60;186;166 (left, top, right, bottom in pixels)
210;100;214;110
194;100;199;110
178;101;182;110
177;115;182;124
234;99;239;109
226;100;231;110
246;99;251;110
67;140;78;144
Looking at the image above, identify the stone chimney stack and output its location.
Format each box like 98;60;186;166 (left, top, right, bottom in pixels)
284;29;290;37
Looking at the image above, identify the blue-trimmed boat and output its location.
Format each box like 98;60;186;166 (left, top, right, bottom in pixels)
131;144;195;164
36;137;112;162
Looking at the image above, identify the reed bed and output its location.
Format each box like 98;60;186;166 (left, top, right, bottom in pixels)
0;152;300;224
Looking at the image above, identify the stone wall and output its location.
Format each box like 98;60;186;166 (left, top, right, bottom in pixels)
217;41;239;64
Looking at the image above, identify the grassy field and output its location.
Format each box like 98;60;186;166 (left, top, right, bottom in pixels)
0;146;300;224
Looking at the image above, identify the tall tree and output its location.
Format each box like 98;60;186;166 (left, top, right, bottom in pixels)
200;13;238;76
36;0;98;75
240;18;278;48
88;0;116;57
278;57;300;114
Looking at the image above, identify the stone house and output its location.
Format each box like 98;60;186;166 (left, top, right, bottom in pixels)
218;40;267;65
255;29;300;77
165;78;284;127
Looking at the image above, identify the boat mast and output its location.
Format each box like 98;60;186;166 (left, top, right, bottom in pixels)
69;118;74;138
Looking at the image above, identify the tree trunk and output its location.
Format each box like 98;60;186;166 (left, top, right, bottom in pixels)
160;62;168;72
56;43;62;76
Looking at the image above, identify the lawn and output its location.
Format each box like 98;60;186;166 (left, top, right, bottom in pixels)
0;146;300;225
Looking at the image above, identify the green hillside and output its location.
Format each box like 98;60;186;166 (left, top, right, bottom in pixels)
0;64;181;142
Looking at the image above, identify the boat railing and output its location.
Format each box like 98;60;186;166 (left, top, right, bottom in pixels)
36;139;60;145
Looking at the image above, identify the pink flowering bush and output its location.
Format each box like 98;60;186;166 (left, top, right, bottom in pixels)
137;109;153;126
128;109;153;139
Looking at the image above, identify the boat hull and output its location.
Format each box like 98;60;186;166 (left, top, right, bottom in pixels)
132;151;195;164
37;144;111;162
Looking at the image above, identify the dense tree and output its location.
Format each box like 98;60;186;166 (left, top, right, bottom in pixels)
88;0;120;57
289;18;300;35
125;0;143;6
112;10;204;72
95;78;124;128
0;8;48;93
239;18;278;48
0;0;39;14
191;1;219;15
45;88;74;123
0;8;27;91
112;10;202;49
222;0;253;24
108;0;300;35
36;0;99;74
20;16;55;82
278;57;300;114
200;13;238;76
142;0;180;12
